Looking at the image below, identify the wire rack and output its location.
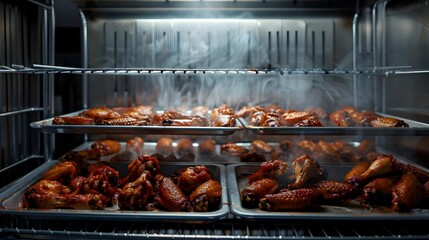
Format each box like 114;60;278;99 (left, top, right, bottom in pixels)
2;64;428;76
1;218;429;239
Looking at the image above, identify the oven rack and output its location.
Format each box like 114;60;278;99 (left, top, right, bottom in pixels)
1;218;429;240
2;64;429;76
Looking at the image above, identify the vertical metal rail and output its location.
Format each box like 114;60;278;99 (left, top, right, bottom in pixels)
372;0;389;114
79;9;88;142
352;2;360;109
42;0;55;161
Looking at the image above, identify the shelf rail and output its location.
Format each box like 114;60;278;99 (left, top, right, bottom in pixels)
0;64;426;76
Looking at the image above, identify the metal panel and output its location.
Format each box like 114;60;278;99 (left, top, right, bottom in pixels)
281;20;306;68
306;20;334;68
0;1;51;188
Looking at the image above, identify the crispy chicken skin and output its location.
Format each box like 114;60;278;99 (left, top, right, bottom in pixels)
155;176;192;212
190;180;222;212
311;180;357;202
362;175;399;204
118;171;155;210
288;154;327;189
241;178;279;208
259;188;321;211
344;161;372;184
156;137;174;156
247;159;287;184
391;173;423;212
177;165;212;193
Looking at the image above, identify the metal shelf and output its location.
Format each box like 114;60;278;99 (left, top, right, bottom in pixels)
1;218;428;239
2;64;429;76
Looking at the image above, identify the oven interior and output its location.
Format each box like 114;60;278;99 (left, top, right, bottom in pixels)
1;0;429;239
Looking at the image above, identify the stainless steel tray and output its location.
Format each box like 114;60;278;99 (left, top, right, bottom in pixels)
227;163;429;220
30;110;243;135
239;113;429;136
0;161;229;222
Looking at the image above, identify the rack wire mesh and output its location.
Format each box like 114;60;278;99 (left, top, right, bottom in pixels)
1;218;429;239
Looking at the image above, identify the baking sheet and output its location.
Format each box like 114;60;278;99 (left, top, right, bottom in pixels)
227;163;429;220
30;110;243;135
239;113;429;136
0;161;229;222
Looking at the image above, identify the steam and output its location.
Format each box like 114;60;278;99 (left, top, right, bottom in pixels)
88;17;364;112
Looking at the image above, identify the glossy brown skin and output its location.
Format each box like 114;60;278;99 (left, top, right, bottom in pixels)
241;178;279;208
155;110;209;126
371;117;409;128
118;171;155;210
399;164;429;184
312;180;357;202
350;111;379;127
59;140;121;162
330;141;363;163
155;176;192;212
293;117;323;127
247;159;287;184
23;180;70;209
177;165;212;193
65;192;108;210
288;154;327;189
250;140;274;154
91;139;121;156
240;152;266;162
210;104;235;120
250;111;265;126
113;105;155;118
329;109;356;127
259;188;321;211
190;180;222;212
84;165;120;201
282;111;314;126
305;107;327;121
80;107;121;119
392;173;423;211
210;114;236;127
260;113;284;127
126;137;145;155
198;139;216;155
156;137;174;155
363;175;399;204
221;142;247;157
344;161;372;184
41;161;77;184
95;116;150;126
355;155;395;184
126;155;161;184
176;138;194;156
236;106;265;118
316;141;341;163
298;140;320;154
52;116;94;125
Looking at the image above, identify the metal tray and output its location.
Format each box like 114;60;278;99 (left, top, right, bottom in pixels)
227;163;429;220
0;161;229;222
239;113;429;136
30;110;243;135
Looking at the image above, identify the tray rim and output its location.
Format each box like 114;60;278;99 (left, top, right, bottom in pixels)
226;163;429;220
0;161;230;222
30;110;243;135
238;113;429;136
